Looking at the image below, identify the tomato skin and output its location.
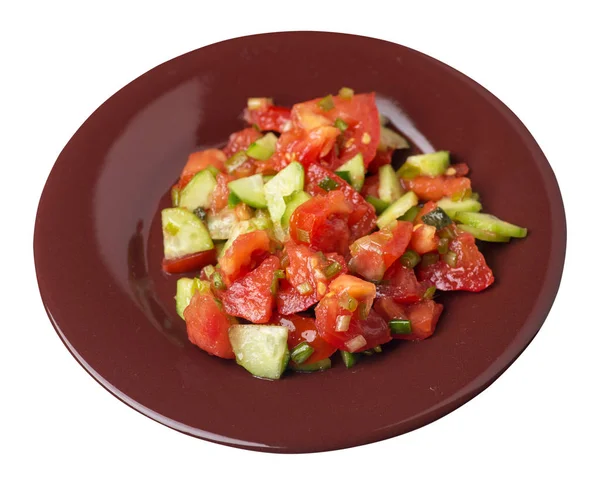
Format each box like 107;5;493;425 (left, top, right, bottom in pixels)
210;173;232;213
361;174;380;198
184;292;237;359
273;313;336;364
244;105;292;133
289;190;352;254
272;126;339;171
417;232;494;291
402;175;471;201
219;230;271;285
368;148;394;174
221;255;280;323
410;224;440;255
276;281;317;315
376;262;427;303
348;221;413;281
374;298;443;341
223;127;262;157
451;163;470;177
162;249;217;274
305;164;377;240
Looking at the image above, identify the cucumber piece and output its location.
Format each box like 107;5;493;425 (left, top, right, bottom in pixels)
227;191;241;207
219;220;257;256
175;277;211;319
229;325;290;380
399;205;419;222
378;165;403;203
227;174;267;209
365;195;390;215
341;351;360;369
225;151;249;174
456;224;510;242
454;212;527;238
264;161;305;223
171;186;180;207
215;241;226;258
421;207;453;229
376;191;419;229
281;191;311;227
291;358;332;372
378;126;409;151
334;170;352;184
178;169;217;212
246;132;278;161
252;209;273;231
206;208;239;240
399;151;450;177
161;208;214;259
437;197;482;219
336;153;365;191
262;175;274;183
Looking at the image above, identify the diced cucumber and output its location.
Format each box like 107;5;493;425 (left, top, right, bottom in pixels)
252;209;273;231
161;208;214;259
178;169;217;212
206;208;239;240
262;175;274;183
399;205;420;222
171;186;180;207
376;191;419;229
175;277;211;319
281;191;311;227
291;358;332;372
378;165;403;203
437;197;482;219
341;351;360;369
378;126;409;151
225;151;249;174
336;153;365;191
227;174;267;209
454;212;528;238
246;132;278;161
264;161;305;223
399;151;450;177
227;191;241;207
229;325;290;380
219;220;256;256
456;224;510;242
215;241;226;258
421;207;453;229
365;195;390;215
334;170;352;184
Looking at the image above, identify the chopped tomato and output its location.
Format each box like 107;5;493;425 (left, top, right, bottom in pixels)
223;127;262;157
273;313;336;364
348;221;413;281
374;298;443;341
410;224;439;254
417;232;494;291
272;126;339;170
361;174;380;198
414;201;438;224
161;249;216;274
289;190;352;254
210;173;232;213
305;164;376;240
450;163;469;177
184;292;237;358
291;93;380;168
376;262;426;303
222;255;280;323
244;105;292;133
368;148;394;174
219;230;271;285
175;149;227;189
402;175;471;201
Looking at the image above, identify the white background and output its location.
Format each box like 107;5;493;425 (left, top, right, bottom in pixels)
2;1;599;482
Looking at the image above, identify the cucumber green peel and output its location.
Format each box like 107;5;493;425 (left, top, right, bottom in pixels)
264;161;305;223
336;153;365;191
227;174;267;209
454;212;527;238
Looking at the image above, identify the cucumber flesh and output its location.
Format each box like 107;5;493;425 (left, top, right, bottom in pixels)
436;197;482;219
206;208;239;240
179;169;217;212
291;358;332;372
161;208;214;259
378;126;409;150
456;224;510;243
378;164;403;203
227;174;267;209
246;132;277;161
175;277;211;319
454;212;527;238
264;161;305;223
376;191;419;229
400;151;450;177
281;191;311;227
229;325;290;380
365;195;389;215
336;153;365;191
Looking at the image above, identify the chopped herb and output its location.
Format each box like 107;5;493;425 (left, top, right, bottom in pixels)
318;94;335;111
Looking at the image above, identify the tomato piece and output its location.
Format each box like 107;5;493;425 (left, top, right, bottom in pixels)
361;174;380;198
305;164;376;240
183;292;237;359
273;313;336;364
161;249;216;274
244;105;292;133
289;190;352;254
348;221;413;281
410;224;440;254
402;175;471;201
373;298;443;341
450;163;469;177
277;281;317;315
292;93;380;168
368;148;394;174
221;255;279;323
219;230;271;285
271;126;339;171
223;127;262;157
417;232;494;291
175;149;227;189
210;173;232;213
414;201;438;223
376;262;427;303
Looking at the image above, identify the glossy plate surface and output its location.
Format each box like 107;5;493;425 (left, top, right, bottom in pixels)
34;32;566;453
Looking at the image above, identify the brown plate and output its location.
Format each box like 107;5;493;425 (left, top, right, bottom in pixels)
34;32;566;453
